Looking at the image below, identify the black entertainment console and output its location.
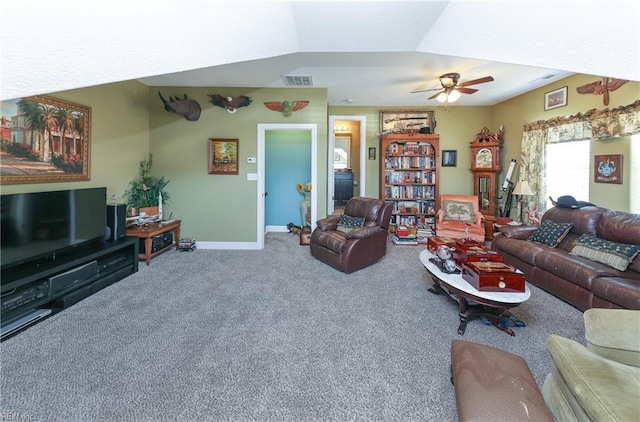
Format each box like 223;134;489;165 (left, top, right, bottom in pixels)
1;237;139;340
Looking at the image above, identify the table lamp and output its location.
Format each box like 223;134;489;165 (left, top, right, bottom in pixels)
512;180;534;223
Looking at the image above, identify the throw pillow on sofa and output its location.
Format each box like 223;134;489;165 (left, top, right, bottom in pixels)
571;234;640;271
336;214;365;233
527;220;573;248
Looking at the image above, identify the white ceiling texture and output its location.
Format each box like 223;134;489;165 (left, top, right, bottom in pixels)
2;0;639;105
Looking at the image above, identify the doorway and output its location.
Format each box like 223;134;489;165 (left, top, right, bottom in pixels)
257;123;318;249
327;116;366;215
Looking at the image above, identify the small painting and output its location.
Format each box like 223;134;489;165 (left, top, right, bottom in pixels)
594;154;622;184
208;138;239;175
442;150;457;167
544;86;568;111
368;147;376;160
0;95;91;185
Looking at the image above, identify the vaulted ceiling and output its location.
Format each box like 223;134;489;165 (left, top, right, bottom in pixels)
2;1;638;106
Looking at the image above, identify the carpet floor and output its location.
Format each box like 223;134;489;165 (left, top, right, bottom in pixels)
0;233;585;421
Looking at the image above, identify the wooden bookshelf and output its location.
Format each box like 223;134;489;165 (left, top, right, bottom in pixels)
379;133;440;242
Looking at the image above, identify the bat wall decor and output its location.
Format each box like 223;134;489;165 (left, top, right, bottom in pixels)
208;94;252;114
264;100;309;117
576;77;628;106
158;91;201;121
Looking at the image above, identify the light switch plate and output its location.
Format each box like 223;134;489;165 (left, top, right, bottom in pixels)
247;173;257;181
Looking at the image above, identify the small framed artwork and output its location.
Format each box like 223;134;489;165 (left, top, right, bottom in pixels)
208;138;239;175
368;147;376;160
442;150;457;167
544;86;568;111
594;154;622;184
379;110;436;134
0;95;91;185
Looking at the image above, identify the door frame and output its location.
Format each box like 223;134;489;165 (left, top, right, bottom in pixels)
257;123;318;249
327;116;366;215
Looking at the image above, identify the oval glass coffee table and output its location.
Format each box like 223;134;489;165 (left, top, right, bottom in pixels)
419;248;530;336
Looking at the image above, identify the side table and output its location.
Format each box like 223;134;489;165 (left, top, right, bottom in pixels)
126;220;181;265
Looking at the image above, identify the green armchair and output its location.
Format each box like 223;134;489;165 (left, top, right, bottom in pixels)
542;308;640;421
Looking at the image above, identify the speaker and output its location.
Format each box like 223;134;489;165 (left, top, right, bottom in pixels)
106;204;127;240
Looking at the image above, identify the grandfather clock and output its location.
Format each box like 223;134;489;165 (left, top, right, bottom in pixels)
470;127;504;237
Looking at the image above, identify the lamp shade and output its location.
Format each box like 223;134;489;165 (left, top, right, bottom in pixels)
447;89;461;103
513;180;534;196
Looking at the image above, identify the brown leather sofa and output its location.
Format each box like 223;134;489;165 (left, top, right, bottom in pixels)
491;206;640;310
310;197;393;273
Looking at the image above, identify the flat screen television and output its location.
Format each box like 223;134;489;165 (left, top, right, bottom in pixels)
1;187;107;271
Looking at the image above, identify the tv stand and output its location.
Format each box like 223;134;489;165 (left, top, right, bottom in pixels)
1;237;138;340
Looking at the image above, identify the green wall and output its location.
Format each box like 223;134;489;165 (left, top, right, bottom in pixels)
494;74;640;210
148;87;328;242
1;80;150;199
2;75;638;244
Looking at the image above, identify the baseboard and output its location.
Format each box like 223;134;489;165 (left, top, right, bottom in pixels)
196;241;261;250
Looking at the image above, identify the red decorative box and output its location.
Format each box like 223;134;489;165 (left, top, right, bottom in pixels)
462;261;526;292
454;238;484;250
453;245;503;269
427;236;456;252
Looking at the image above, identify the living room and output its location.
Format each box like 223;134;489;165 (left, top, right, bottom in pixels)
1;1;639;420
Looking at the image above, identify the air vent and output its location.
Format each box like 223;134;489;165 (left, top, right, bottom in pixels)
283;75;313;86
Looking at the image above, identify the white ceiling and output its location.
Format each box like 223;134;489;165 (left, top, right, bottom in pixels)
2;1;639;105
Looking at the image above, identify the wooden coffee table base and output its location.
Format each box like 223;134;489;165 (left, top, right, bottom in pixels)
420;249;530;337
427;276;517;336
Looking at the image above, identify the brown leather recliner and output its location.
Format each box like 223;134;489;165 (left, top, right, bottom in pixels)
310;197;393;273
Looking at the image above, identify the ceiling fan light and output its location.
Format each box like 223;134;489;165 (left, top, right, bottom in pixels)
436;92;448;103
448;89;461;102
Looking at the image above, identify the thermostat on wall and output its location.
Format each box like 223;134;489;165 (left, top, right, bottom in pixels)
247;157;256;164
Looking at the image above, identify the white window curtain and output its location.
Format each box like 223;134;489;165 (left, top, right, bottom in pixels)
521;100;640;218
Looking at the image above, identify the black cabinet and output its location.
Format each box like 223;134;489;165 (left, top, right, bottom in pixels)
1;237;138;340
334;172;354;207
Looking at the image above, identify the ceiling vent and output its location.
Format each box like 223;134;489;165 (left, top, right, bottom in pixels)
283;75;313;86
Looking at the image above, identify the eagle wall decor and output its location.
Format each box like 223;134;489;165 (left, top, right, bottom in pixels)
576;77;628;106
208;94;253;114
264;100;309;117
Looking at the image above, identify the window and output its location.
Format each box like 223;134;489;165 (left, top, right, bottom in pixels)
545;140;590;209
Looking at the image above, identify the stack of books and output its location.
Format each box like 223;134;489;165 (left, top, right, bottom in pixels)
392;233;418;245
416;228;435;244
178;237;196;252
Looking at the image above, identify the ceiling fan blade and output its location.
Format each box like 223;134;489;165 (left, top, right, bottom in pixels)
458;76;494;87
457;87;478;95
411;88;439;93
427;91;443;100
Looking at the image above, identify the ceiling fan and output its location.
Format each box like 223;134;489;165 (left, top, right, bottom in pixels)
412;72;495;103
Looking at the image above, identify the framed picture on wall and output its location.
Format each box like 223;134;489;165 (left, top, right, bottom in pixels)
442;150;457;167
544;86;568;111
379;110;436;134
208;138;239;175
0;95;91;185
594;154;622;184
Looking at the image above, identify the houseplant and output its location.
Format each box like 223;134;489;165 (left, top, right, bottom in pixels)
124;154;170;216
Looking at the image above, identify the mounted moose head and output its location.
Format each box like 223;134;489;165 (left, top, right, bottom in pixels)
158;91;201;121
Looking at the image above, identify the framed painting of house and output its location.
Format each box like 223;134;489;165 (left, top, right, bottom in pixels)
208;138;239;175
0;95;91;185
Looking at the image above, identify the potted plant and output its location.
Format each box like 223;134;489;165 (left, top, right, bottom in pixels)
124;154;170;216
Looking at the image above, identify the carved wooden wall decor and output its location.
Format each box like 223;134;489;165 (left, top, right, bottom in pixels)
576;77;628;106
